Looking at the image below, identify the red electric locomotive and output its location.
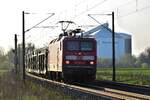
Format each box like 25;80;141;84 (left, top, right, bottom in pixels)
26;21;97;81
47;34;97;81
64;37;97;80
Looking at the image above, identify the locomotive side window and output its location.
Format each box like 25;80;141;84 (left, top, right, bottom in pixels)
67;41;79;51
60;42;61;50
81;42;93;51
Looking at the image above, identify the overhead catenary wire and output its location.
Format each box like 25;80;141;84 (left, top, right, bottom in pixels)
88;14;112;33
25;28;59;48
27;0;107;41
71;0;108;20
25;13;55;33
24;1;116;32
117;3;150;19
49;0;88;24
25;26;57;47
24;0;108;44
24;0;150;49
45;0;108;30
105;0;150;19
24;12;58;47
84;0;150;21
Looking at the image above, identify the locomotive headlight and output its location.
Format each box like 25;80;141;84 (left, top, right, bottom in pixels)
90;61;94;65
65;60;70;64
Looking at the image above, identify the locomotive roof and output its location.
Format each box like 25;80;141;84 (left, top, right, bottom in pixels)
49;35;95;44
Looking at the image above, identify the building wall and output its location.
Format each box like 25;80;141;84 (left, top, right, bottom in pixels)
96;37;125;59
94;28;131;59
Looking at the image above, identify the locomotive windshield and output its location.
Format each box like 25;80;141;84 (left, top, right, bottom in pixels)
66;41;93;51
67;41;79;51
81;42;93;51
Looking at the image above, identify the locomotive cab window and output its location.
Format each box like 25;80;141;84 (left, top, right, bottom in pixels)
67;41;79;51
66;40;94;51
81;42;93;51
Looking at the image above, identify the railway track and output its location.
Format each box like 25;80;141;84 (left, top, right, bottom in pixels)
92;80;150;95
72;81;150;100
26;73;150;100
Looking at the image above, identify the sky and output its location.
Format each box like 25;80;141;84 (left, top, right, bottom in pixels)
0;0;150;56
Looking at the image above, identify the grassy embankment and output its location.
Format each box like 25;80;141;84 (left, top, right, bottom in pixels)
96;67;150;86
0;71;71;100
0;70;8;76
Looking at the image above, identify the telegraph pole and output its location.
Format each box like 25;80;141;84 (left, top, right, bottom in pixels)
22;11;25;83
112;11;116;81
14;34;17;74
88;12;116;81
18;44;21;75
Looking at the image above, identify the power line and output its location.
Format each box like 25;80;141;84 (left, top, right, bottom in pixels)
75;0;87;7
25;26;59;46
117;2;150;19
99;0;150;19
85;0;150;20
25;13;55;33
88;14;112;33
25;0;150;48
45;0;107;27
24;12;57;47
26;26;56;46
72;0;107;19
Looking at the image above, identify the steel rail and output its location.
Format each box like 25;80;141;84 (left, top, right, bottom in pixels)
26;73;150;100
72;82;150;100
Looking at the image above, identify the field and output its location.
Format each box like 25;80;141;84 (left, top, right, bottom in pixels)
96;67;150;86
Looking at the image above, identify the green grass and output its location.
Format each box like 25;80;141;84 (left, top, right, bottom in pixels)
0;69;9;76
96;67;150;86
21;81;71;100
0;72;71;100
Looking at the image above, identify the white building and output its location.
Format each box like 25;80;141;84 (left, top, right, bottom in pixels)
92;23;132;59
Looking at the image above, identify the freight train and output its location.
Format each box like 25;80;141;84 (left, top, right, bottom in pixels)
25;21;97;81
